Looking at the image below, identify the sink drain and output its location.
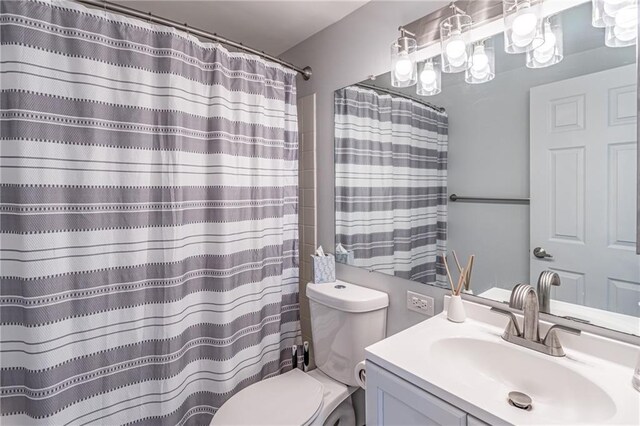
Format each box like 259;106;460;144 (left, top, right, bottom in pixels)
508;391;532;411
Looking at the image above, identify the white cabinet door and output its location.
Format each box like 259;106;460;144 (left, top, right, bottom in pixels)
530;64;640;315
468;416;491;426
366;362;467;426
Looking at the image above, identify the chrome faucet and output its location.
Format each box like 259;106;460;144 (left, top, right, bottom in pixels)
491;286;580;357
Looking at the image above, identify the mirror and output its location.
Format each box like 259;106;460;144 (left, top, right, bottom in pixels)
334;1;639;335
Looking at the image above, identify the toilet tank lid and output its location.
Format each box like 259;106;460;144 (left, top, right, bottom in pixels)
306;280;389;313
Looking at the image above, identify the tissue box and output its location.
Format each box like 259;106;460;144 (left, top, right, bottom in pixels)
311;254;335;283
335;251;354;265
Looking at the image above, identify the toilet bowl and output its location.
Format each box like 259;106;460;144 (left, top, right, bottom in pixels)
210;280;388;425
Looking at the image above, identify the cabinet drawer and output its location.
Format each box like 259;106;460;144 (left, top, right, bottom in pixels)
366;362;467;426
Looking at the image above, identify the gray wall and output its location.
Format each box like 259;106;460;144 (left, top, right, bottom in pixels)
281;0;450;336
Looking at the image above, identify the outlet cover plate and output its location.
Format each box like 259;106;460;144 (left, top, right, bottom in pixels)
407;290;435;316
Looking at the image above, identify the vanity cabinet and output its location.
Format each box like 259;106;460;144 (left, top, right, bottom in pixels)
366;362;490;426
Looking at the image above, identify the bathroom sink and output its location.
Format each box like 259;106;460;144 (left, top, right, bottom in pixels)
365;298;640;425
429;337;617;424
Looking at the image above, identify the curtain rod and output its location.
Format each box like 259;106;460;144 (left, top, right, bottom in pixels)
355;83;445;113
76;0;312;80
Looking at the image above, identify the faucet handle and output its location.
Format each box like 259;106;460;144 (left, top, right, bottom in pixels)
543;324;581;340
490;307;522;337
542;324;581;356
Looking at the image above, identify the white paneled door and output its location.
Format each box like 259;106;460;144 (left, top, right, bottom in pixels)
530;64;640;316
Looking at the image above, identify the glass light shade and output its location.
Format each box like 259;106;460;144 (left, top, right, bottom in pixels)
440;12;472;73
417;60;441;96
527;15;563;68
465;39;495;84
592;0;634;27
503;0;544;53
604;3;638;46
391;36;417;87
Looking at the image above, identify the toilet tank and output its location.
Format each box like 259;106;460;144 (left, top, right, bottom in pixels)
306;280;388;387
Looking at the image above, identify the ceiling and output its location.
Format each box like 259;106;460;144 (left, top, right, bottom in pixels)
114;0;370;55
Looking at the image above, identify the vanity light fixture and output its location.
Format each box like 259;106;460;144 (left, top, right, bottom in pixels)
592;0;631;27
503;0;544;54
526;14;563;68
605;1;637;46
391;27;418;87
417;59;442;95
465;39;495;84
593;0;637;47
440;3;473;73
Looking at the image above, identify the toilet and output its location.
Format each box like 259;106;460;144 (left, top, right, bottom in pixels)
211;280;389;425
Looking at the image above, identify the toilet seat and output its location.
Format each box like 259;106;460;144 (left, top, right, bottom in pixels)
211;369;325;425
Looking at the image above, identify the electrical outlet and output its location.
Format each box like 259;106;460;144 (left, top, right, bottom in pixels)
407;291;435;316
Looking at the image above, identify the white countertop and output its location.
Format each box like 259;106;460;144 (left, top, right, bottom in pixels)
365;298;640;425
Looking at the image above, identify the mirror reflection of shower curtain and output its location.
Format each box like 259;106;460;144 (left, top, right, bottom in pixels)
0;1;299;424
335;86;448;286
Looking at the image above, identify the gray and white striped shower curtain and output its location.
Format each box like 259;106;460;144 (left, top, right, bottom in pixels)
335;86;447;286
0;0;299;424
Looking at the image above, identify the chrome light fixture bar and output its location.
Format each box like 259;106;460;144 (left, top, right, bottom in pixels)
391;27;418;87
440;3;474;73
503;0;545;53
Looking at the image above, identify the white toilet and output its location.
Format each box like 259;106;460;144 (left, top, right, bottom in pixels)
211;280;388;425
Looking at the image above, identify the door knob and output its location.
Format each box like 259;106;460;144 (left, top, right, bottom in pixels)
533;247;553;259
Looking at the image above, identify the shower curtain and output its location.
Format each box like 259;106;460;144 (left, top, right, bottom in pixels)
335;86;448;286
0;0;299;424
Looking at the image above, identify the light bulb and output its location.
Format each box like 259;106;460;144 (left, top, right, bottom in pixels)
420;66;437;86
613;23;637;41
511;12;538;47
469;45;490;80
612;4;637;43
445;30;467;60
445;33;467;68
512;11;537;36
509;2;538;48
533;23;557;63
394;54;413;82
604;0;628;18
448;52;467;68
615;4;638;28
470;65;489;80
466;39;494;83
471;45;489;70
418;61;440;95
